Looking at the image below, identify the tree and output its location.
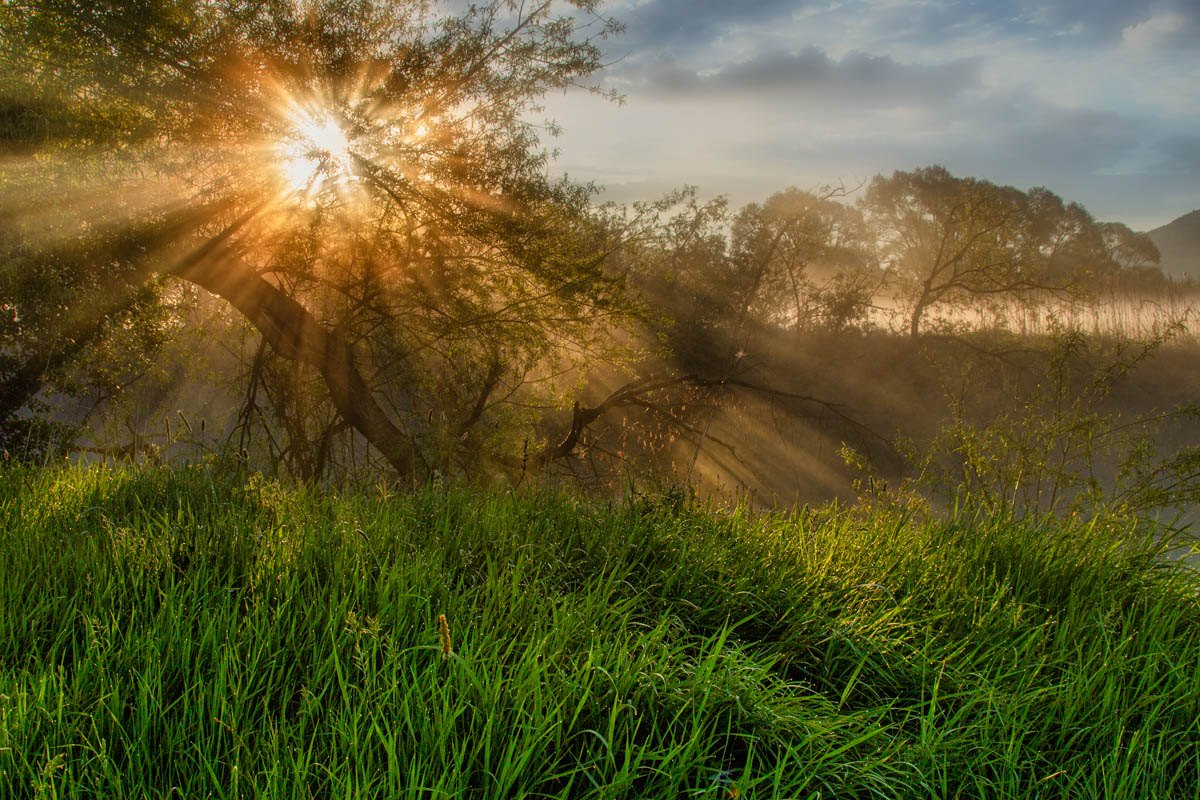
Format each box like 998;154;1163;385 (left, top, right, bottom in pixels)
627;186;879;360
621;188;733;348
863;166;1077;338
1097;222;1170;294
729;187;877;335
1100;223;1161;274
0;0;629;477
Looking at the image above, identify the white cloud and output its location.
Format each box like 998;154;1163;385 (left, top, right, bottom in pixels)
1122;12;1187;50
539;0;1200;228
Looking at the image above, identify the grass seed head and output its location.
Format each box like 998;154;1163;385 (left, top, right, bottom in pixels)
438;613;453;659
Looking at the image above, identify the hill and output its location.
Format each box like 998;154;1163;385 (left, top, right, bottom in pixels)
2;463;1199;798
1149;210;1200;278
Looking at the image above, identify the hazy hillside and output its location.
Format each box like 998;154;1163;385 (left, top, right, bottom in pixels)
1149;210;1200;278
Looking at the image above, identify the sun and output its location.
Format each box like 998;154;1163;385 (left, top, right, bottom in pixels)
275;107;356;197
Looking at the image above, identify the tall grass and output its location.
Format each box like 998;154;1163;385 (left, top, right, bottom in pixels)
868;289;1200;341
1;463;1198;798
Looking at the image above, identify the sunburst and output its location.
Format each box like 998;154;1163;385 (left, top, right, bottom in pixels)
275;106;356;197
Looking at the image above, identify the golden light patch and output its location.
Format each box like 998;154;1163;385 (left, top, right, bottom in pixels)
275;106;355;197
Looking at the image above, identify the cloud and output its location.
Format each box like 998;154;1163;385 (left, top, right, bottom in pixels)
548;0;1199;229
637;47;981;108
874;0;1200;48
1122;11;1190;49
723;95;1145;181
617;0;803;51
1152;134;1200;173
982;102;1145;174
605;0;1200;65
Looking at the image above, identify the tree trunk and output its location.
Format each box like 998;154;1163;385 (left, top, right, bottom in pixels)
173;249;414;478
908;304;923;338
909;292;933;338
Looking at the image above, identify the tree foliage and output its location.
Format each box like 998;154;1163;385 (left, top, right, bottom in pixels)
863;166;1108;337
1;0;631;477
730;187;879;334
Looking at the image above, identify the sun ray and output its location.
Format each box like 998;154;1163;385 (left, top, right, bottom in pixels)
274;105;357;198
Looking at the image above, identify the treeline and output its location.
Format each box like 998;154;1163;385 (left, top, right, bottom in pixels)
623;166;1180;348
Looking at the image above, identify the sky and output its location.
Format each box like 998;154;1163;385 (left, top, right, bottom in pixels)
540;0;1200;230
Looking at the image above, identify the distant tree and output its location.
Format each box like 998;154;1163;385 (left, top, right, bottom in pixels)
863;166;1080;337
1097;222;1170;294
730;188;878;334
1022;188;1109;284
0;0;629;477
1100;223;1161;273
621;188;731;329
632;187;878;338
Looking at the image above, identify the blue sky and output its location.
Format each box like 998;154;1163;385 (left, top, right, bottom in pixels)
542;0;1200;229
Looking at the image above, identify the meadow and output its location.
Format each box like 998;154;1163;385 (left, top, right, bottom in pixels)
2;463;1198;798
